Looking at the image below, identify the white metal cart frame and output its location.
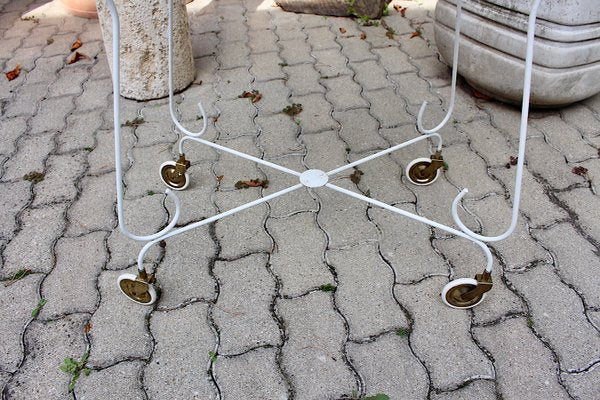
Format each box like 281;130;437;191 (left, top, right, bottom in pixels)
106;0;542;308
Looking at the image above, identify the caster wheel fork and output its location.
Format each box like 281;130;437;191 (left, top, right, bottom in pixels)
160;154;190;190
118;270;158;306
406;150;444;186
441;270;492;309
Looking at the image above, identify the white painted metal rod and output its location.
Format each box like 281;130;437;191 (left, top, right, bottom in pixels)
326;132;442;176
326;183;493;272
179;136;302;177
416;0;462;134
167;0;207;138
136;184;304;271
451;0;542;242
107;0;182;242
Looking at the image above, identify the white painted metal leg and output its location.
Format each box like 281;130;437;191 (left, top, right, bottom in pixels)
451;0;542;242
416;0;463;134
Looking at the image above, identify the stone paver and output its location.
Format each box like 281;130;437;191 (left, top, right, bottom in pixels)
507;264;600;371
213;253;281;354
328;243;408;339
77;361;146;400
88;271;152;367
4;314;88;399
267;212;332;297
278;291;356;400
430;380;496;400
347;333;429;399
2;1;600;398
1;203;66;277
156;225;216;308
473;317;572;400
395;277;494;390
0;274;43;372
215;348;288;400
371;204;448;283
322;75;370;111
0;180;30;239
31;152;86;206
1;131;54;181
533;223;600;308
146;302;216;400
40;232;107;319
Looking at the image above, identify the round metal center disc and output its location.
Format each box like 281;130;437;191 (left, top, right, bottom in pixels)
299;169;328;187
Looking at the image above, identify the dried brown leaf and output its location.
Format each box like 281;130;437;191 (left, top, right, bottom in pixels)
70;38;82;51
251;93;262;103
473;89;493;101
572;166;589;177
349;169;364;185
83;323;92;334
5;64;21;81
235;179;269;189
410;31;421;38
339;27;346;33
216;175;224;182
67;51;89;64
360;32;367;40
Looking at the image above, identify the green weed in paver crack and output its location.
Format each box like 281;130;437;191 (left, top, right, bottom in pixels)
209;351;217;362
60;351;91;392
23;171;45;183
31;298;47;317
4;268;32;287
382;1;391;16
364;393;390;400
385;26;395;39
147;190;156;196
345;0;380;26
527;317;534;328
282;103;302;117
351;392;390;400
395;327;410;337
319;283;336;292
11;268;31;281
365;395;390;400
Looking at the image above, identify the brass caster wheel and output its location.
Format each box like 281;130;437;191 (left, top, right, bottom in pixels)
441;278;487;309
117;273;157;306
405;157;441;186
159;160;189;190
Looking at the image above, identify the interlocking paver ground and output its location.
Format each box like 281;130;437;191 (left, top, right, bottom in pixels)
1;0;599;398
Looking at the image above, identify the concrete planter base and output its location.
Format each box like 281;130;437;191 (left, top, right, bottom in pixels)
96;0;194;100
435;0;600;106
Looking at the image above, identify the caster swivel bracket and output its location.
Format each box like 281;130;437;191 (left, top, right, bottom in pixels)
461;270;493;302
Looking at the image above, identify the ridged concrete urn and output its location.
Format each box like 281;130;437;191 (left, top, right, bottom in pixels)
96;0;194;100
434;0;600;107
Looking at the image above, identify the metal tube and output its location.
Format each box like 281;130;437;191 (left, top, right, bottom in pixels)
136;184;304;271
179;136;302;177
326;133;442;176
416;0;462;134
451;0;542;242
325;183;494;272
167;0;207;138
107;0;181;242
